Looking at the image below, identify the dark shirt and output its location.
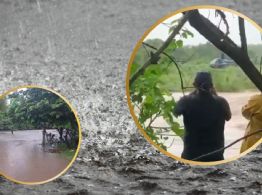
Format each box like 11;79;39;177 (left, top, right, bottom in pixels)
174;91;231;161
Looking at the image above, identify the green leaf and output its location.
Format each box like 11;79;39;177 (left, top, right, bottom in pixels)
170;18;180;25
182;29;194;37
171;123;184;138
168;25;176;34
182;32;187;39
176;40;183;48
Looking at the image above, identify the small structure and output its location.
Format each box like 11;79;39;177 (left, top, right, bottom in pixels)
42;129;47;146
210;53;235;68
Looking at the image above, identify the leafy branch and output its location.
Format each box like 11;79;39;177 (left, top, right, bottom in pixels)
142;42;185;95
129;12;192;86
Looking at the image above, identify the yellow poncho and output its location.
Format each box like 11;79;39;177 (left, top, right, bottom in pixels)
240;94;262;153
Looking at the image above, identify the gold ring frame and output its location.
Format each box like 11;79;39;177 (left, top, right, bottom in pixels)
126;5;262;166
0;85;82;184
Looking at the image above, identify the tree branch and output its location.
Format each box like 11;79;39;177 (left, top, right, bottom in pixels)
192;129;262;161
147;111;161;129
129;12;192;86
187;10;262;92
238;17;248;54
215;10;229;36
142;42;185;95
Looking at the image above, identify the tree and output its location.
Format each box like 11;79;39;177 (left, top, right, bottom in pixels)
128;9;262;150
0;88;79;149
186;9;262;91
129;14;194;150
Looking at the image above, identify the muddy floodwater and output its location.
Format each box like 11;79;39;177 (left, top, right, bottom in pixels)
0;0;261;194
0;130;70;183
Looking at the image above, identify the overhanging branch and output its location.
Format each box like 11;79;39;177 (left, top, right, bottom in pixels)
129;12;192;86
142;42;185;95
192;129;262;161
238;17;248;54
187;10;262;92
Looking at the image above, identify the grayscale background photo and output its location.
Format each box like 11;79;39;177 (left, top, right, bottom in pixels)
0;0;261;194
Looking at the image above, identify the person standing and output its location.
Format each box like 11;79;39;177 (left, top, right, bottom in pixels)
174;72;231;162
240;94;262;153
42;128;47;146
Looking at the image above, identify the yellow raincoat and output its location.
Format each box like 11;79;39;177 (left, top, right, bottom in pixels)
240;94;262;153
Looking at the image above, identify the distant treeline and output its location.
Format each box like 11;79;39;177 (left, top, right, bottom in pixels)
0;88;78;132
133;39;261;92
135;39;262;66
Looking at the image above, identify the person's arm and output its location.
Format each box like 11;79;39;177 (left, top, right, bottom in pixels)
221;97;231;121
242;95;260;120
173;96;186;117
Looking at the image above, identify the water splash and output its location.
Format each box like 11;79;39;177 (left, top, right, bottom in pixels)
45;37;55;62
35;0;42;13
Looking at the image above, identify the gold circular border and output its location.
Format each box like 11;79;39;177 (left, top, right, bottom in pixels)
126;5;262;166
0;85;82;184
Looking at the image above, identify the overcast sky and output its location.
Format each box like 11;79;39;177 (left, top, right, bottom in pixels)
146;9;262;46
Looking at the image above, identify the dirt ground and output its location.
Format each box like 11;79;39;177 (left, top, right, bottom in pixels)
0;0;261;194
162;92;259;159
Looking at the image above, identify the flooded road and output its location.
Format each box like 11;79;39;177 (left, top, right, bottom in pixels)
0;130;70;183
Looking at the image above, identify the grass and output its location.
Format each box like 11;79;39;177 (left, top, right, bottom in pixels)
57;143;76;160
134;41;262;92
158;61;258;92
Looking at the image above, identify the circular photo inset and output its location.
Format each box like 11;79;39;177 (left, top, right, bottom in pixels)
0;86;81;184
126;6;262;165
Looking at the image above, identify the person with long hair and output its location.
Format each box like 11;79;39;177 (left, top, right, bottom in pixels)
174;72;231;162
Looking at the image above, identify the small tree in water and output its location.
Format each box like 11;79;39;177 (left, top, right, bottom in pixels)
0;88;79;152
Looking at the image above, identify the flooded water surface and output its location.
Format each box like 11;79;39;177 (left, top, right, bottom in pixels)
0;130;70;183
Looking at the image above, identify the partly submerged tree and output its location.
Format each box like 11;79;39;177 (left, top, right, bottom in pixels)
6;88;77;130
0;99;11;130
0;88;78;149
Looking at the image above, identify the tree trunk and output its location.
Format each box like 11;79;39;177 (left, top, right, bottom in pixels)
187;10;262;92
42;128;46;146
